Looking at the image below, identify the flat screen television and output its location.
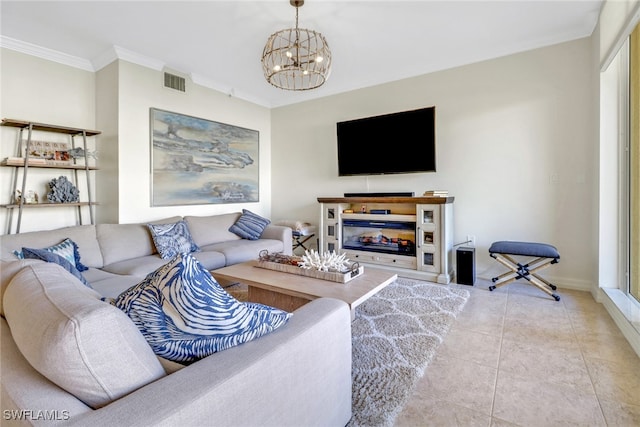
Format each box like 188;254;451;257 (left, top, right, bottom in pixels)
336;106;436;176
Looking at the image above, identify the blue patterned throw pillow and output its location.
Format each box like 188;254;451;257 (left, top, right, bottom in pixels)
147;220;200;259
114;253;292;364
21;247;91;287
229;209;270;240
14;238;88;271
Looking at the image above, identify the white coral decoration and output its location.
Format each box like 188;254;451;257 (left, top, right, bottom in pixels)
299;249;351;272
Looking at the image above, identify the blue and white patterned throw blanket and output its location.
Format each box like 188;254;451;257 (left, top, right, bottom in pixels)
115;253;292;364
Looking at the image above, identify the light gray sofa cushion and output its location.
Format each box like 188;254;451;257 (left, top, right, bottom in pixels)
82;268;143;299
62;298;352;426
1;318;93;419
192;250;227;270
97;223;157;266
3;263;166;408
0;225;103;267
0;259;43;316
184;214;242;247
101;255;169;277
96;217;182;266
203;239;286;265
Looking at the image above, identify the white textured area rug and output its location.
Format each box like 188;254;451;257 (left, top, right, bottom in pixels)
348;277;470;427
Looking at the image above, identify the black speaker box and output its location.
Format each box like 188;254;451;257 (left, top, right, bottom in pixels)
456;247;475;286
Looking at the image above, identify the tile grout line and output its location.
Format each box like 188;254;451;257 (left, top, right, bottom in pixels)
488;287;509;423
564;293;609;425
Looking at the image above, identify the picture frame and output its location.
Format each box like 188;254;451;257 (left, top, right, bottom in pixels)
150;108;259;206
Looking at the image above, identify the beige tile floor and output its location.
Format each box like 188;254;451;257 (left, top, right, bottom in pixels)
395;278;640;427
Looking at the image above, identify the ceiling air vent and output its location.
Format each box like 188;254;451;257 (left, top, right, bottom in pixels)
164;72;186;92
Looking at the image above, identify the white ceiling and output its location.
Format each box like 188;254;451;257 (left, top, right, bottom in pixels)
0;0;603;108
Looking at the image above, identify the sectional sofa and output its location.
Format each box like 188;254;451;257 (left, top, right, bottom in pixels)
0;213;353;426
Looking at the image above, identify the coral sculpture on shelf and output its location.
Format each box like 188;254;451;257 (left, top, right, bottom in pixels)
47;176;79;203
299;249;351;272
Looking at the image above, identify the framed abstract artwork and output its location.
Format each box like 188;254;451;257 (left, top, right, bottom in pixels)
150;108;259;206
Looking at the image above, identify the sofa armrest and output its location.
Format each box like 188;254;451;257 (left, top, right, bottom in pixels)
66;298;352;427
261;224;293;255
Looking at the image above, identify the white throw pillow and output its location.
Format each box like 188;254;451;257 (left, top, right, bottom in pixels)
3;263;166;408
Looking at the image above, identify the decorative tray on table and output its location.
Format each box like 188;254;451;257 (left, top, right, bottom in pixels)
256;250;363;283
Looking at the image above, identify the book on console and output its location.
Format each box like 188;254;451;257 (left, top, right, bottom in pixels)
423;190;448;197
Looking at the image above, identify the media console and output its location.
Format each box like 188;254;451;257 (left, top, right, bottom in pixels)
317;196;454;284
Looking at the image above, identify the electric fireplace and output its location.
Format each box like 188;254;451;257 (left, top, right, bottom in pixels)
342;219;416;256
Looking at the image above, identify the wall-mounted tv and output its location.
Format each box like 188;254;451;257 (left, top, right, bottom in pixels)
336;106;436;176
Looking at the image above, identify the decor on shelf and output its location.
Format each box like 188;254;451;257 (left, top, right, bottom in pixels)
47;176;79;203
23;140;72;166
261;0;332;91
1;119;101;234
68;147;98;160
150;108;259;206
14;190;38;204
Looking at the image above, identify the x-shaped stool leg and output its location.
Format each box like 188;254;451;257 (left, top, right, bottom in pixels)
489;253;560;301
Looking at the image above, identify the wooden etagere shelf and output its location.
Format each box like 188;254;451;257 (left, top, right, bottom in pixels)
1;118;101;234
0;202;97;209
1;119;101;137
1;159;97;170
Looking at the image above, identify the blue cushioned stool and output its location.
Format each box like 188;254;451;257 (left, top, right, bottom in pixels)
488;241;561;301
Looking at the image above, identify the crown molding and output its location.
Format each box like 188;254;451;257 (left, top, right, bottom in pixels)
191;72;271;108
0;35;94;71
0;36;167;74
91;45;164;71
1;36;271;108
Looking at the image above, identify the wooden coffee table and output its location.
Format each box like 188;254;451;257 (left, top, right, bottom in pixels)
212;260;397;319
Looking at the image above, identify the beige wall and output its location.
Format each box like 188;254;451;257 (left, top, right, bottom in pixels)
271;38;596;290
0;50;273;232
0;38;598;290
95;61;119;225
0;49;96;233
105;61;272;224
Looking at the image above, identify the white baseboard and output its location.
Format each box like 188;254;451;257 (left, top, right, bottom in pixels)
600;288;640;358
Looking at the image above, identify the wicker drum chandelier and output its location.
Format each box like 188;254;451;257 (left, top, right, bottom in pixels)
261;0;332;91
